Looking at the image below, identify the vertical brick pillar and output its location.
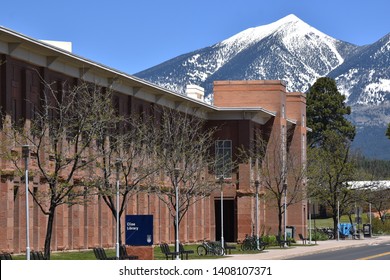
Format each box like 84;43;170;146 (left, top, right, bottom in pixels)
237;163;253;241
0;176;15;252
286;92;307;238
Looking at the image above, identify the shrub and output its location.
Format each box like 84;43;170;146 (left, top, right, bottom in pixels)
262;235;277;246
261;235;296;245
310;230;329;241
372;217;390;234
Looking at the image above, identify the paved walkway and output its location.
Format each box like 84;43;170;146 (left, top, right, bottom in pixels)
225;235;390;260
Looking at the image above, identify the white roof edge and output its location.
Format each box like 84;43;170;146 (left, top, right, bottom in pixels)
287;118;297;125
214;107;277;116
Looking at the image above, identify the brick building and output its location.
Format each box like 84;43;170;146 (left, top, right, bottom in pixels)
0;26;307;253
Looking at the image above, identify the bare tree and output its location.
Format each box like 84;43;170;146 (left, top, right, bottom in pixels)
91;111;159;245
1;79;116;259
151;107;218;252
360;182;390;223
239;129;306;237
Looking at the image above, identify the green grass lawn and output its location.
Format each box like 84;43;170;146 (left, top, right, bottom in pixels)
309;214;370;228
11;242;308;260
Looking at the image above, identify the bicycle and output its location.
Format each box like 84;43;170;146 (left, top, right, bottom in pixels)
318;227;335;239
197;240;225;256
241;234;267;251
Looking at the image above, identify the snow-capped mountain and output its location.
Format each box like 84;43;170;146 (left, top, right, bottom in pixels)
329;33;390;160
330;33;390;106
136;14;358;95
135;14;390;159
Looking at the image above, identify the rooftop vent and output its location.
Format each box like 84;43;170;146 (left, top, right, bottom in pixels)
186;85;204;101
40;40;72;52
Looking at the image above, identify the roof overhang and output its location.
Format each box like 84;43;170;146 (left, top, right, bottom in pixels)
207;107;276;125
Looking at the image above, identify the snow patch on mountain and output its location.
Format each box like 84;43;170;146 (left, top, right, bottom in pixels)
362;79;390;104
365;78;390;93
335;68;360;102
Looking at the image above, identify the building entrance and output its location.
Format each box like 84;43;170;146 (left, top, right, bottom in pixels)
215;199;236;242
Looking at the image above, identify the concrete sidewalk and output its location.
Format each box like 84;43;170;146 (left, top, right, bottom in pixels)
225;235;390;260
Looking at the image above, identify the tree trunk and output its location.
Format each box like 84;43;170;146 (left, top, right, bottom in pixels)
332;211;338;239
112;208;123;245
173;220;178;253
278;206;283;237
44;206;56;260
118;216;123;245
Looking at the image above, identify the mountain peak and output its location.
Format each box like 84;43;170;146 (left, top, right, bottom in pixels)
275;14;301;25
266;14;309;32
219;14;312;49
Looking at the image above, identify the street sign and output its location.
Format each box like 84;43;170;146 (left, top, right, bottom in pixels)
125;215;153;246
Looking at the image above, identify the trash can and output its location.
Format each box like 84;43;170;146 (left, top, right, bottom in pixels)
286;226;295;239
363;224;371;237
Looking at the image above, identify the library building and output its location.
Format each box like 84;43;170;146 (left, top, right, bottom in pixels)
0;26;307;255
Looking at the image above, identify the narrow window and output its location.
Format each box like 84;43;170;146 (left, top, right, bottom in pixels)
215;140;232;179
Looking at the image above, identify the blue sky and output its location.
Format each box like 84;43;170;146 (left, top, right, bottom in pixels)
1;0;389;74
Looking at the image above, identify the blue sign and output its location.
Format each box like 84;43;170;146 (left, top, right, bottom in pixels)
125;215;153;246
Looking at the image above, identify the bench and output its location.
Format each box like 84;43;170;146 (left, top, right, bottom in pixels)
93;247;117;260
30;251;47;260
179;243;194;259
276;235;291;248
0;253;13;260
159;243;179;260
224;242;236;254
299;233;308;244
119;245;138;260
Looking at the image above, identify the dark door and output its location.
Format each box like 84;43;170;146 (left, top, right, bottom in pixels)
215;199;236;242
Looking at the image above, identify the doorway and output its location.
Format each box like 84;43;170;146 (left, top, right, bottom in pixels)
215;199;236;242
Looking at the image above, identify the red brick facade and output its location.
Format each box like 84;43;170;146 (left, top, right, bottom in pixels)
0;27;307;254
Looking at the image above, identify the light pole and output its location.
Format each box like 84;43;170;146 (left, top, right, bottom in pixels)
308;199;312;244
283;182;288;247
255;180;260;250
369;203;372;237
219;176;225;251
337;200;340;241
115;159;121;260
174;168;180;260
22;145;30;260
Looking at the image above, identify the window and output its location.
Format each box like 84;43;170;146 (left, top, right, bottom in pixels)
215;140;232;179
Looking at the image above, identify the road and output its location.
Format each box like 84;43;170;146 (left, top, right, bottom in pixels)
288;241;390;260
